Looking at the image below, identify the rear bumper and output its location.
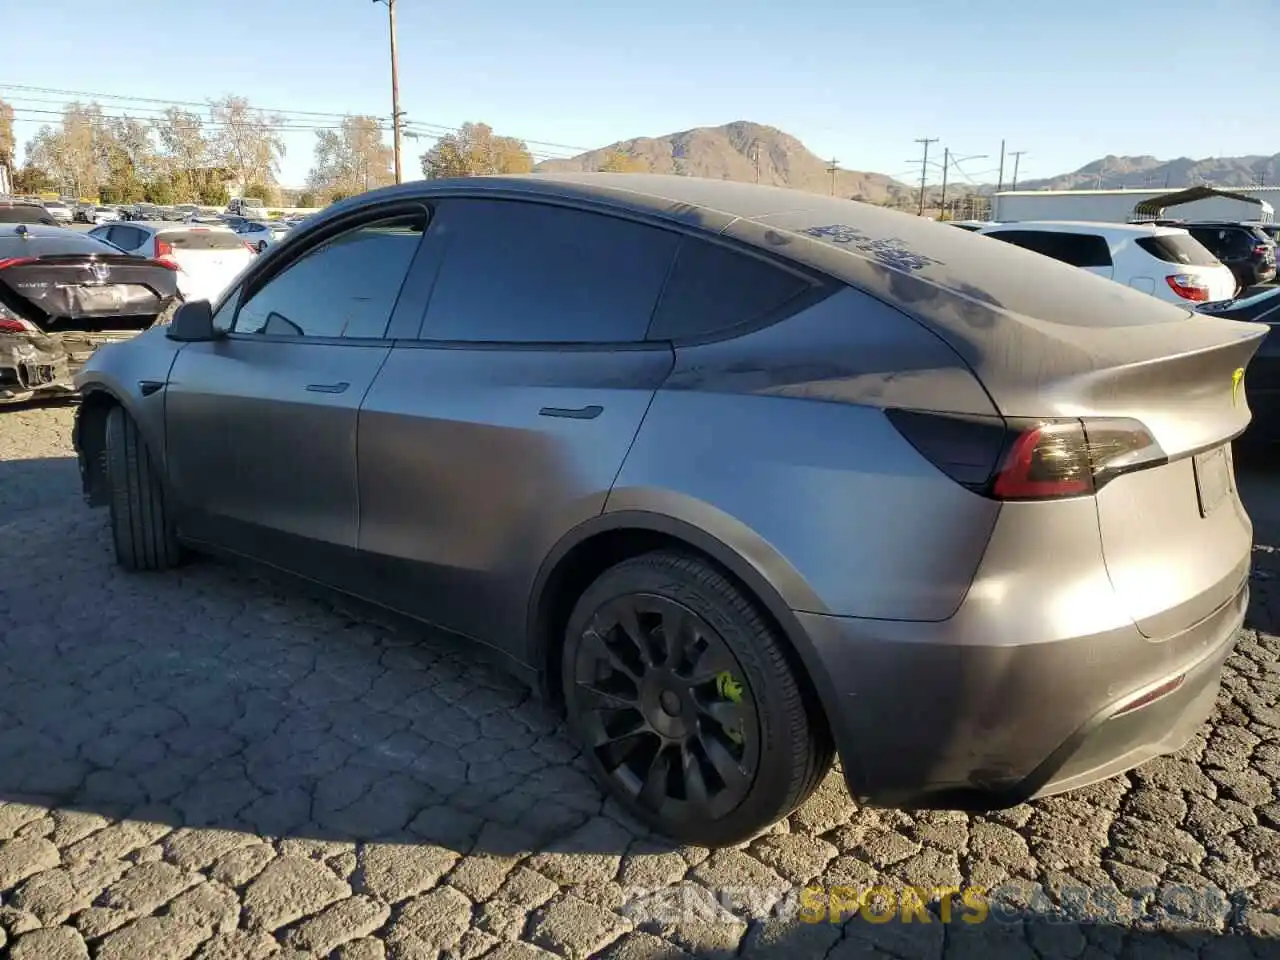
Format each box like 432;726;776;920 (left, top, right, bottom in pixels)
0;334;74;404
798;579;1246;809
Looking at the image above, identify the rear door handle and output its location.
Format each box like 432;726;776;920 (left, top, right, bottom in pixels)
306;381;350;394
539;404;603;420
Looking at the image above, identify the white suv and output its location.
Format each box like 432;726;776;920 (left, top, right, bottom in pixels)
976;220;1237;306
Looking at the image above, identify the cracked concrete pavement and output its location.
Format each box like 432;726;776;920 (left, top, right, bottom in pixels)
1;402;1279;959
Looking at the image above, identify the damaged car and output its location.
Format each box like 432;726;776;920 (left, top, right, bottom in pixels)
0;224;182;404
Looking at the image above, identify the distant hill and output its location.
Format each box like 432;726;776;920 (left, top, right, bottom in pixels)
999;153;1280;193
534;121;919;206
533;122;1280;207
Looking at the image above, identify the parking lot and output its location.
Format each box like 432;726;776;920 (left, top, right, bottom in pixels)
0;402;1278;959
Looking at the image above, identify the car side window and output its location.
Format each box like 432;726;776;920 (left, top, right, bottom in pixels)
986;230;1111;268
417;199;680;343
648;237;815;340
232;213;425;339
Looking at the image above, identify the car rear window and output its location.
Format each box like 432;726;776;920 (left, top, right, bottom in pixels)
0;206;57;225
1135;235;1220;266
159;229;250;251
0;232;123;258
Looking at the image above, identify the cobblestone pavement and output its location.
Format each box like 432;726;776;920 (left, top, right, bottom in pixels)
1;402;1279;960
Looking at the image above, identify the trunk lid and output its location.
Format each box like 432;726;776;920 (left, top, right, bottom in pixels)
0;253;175;329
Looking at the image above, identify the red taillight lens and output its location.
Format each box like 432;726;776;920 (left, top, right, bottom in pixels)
886;410;1167;502
1165;274;1211;302
0;257;36;270
1253;244;1270;257
245;241;258;254
153;239;180;270
0;303;35;333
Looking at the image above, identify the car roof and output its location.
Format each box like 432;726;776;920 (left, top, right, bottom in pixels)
979;220;1187;237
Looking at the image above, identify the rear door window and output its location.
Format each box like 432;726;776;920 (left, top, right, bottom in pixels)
647;237;816;340
416;199;679;344
161;229;252;251
1135;235;1220;266
232;213;424;339
106;225;146;250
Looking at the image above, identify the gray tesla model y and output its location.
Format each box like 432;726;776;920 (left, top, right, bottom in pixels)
73;174;1266;846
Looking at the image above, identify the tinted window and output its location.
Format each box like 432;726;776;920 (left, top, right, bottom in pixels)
418;199;679;343
233;214;423;339
1135;235;1219;266
0;206;56;225
985;230;1112;267
1190;227;1250;258
106;225;146;250
648;237;812;340
161;229;251;251
0;232;124;258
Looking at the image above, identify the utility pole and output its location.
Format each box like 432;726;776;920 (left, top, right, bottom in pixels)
995;139;1005;192
913;138;938;215
939;148;950;221
1009;150;1027;191
826;157;839;196
751;140;762;184
373;0;404;184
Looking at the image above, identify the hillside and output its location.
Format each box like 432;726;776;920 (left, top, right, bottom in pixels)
1005;153;1280;192
534;121;918;206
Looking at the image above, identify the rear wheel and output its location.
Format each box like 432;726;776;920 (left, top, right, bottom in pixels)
104;406;183;571
257;241;268;253
562;551;833;846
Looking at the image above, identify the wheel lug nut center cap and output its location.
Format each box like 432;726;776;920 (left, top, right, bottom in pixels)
659;690;681;716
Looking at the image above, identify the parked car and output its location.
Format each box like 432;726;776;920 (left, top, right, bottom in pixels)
233;219;290;252
73;174;1265;845
87;205;121;225
0;200;57;226
40;199;74;224
976;220;1236;305
1179;221;1277;290
88;221;257;304
0;224;180;404
1198;287;1280;445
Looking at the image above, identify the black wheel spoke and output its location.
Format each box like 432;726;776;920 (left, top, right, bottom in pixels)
583;622;642;683
576;680;639;712
660;604;698;673
596;727;651;772
681;744;712;816
696;698;739;731
638;745;672;811
701;728;751;790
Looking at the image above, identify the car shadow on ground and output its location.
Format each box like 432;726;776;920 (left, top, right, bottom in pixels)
1;453;1279;956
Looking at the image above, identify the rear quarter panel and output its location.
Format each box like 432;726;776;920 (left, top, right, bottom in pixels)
609;287;1002;621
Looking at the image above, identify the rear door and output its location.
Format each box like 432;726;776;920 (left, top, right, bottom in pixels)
164;206;426;584
355;197;681;648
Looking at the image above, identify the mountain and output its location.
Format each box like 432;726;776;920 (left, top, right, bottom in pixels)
1003;153;1280;192
533;121;919;206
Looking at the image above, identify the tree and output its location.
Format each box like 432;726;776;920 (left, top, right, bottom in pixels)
145;177;176;205
295;190;318;208
209;95;285;193
12;164;54;194
26;102;103;197
307;115;394;199
597;148;646;174
0;99;14;173
420;122;533;179
154;108;209;201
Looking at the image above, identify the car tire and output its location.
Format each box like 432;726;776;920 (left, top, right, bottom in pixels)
562;550;833;846
104;406;183;571
257;241;267;253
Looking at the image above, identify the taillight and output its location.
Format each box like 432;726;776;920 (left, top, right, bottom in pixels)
245;241;258;254
154;239;180;270
1253;244;1270;257
1165;274;1210;302
886;410;1167;502
0;257;36;270
0;302;36;333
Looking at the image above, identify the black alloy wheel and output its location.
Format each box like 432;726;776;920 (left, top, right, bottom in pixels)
572;593;760;824
562;551;833;846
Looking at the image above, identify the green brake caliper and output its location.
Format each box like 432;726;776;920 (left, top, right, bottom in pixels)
714;671;746;745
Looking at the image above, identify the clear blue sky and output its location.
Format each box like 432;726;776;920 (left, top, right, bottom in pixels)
2;0;1272;187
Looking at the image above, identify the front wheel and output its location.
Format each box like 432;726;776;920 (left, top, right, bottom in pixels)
562;551;833;846
104;406;183;571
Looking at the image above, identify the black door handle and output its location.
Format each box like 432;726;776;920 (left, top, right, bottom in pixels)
539;404;603;420
306;382;350;394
